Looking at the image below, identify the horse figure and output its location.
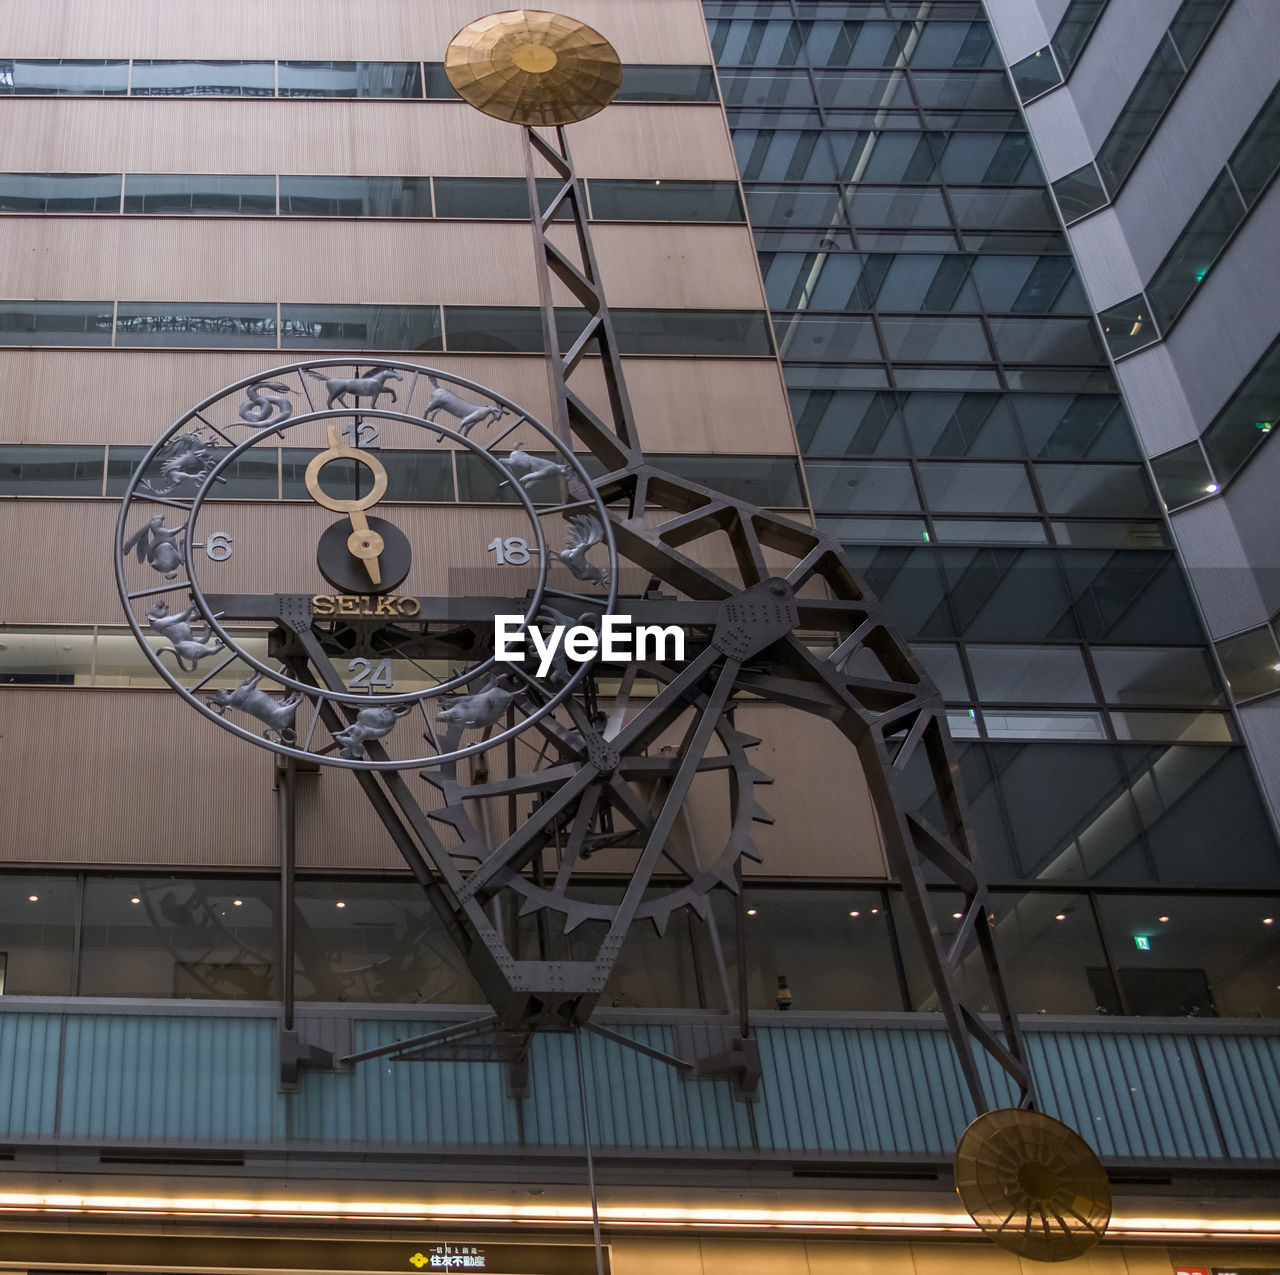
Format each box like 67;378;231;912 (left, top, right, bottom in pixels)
303;366;402;409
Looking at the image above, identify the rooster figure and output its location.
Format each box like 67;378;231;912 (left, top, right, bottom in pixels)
552;514;609;589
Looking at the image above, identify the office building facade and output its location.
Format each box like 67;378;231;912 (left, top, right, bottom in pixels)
0;0;1277;1271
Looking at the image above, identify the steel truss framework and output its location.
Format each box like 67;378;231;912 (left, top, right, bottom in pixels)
327;126;1032;1109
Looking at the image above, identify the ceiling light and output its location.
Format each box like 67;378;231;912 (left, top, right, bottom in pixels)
1158;915;1169;923
27;895;37;903
952;912;963;919
233;899;243;907
130;896;141;905
1205;482;1220;493
849;910;860;917
1055;914;1066;921
1265;917;1274;925
336;901;346;909
746;908;757;916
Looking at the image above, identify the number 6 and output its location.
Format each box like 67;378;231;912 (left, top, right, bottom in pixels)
206;532;233;561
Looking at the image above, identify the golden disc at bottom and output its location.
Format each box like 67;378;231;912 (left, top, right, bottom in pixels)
445;9;623;126
954;1108;1112;1263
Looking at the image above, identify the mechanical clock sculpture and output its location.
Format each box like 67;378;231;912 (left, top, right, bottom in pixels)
115;11;1060;1180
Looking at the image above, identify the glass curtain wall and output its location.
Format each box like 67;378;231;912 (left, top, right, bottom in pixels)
702;0;1280;1018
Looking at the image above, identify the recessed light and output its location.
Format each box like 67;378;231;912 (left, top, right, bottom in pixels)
130;896;141;905
27;895;38;903
1205;482;1220;493
1055;914;1066;921
849;910;860;917
336;901;346;909
952;912;963;919
1265;917;1275;925
871;908;879;914
1158;915;1169;923
746;908;757;916
233;899;243;907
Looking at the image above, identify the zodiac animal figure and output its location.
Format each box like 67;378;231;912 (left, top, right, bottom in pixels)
437;679;521;730
208;671;303;743
498;444;570;491
333;702;412;760
303;366;402;409
123;515;188;579
142;433;219;496
423;375;505;439
147;601;225;672
237;381;294;428
552;514;609;588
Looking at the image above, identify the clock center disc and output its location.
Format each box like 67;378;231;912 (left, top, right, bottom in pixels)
317;514;412;595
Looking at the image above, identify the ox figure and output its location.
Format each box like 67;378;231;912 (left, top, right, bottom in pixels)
208;671;303;743
437;680;520;731
333;702;412;759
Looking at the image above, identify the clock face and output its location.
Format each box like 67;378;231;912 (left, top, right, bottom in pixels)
114;359;617;770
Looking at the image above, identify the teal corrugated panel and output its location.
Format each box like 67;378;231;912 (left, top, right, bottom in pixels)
0;1013;59;1137
1027;1032;1219;1161
1195;1035;1280;1160
58;1015;280;1144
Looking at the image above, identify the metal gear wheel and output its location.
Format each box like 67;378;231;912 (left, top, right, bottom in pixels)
420;661;774;938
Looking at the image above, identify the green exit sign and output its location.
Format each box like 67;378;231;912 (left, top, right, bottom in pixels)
1134;935;1151;951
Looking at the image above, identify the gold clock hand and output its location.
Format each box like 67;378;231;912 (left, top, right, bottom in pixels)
346;509;385;586
304;424;390;586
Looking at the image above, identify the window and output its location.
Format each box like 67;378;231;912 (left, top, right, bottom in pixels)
588;179;744;222
123;174;276;215
0;172;120;213
1094;894;1280;1016
0;300;112;346
116;302;277;348
443;306;542;353
0;58;127;95
277;61;423;99
130;60;274;97
281;304;442;352
79;877;278;999
657;454;804;506
967;645;1094;703
280;175;432;218
0;445;104;496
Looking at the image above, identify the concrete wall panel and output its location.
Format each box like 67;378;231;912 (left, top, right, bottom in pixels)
0;100;738;180
0;0;714;63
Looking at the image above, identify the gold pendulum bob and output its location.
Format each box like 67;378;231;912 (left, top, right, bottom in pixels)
953;1107;1112;1262
444;9;623;126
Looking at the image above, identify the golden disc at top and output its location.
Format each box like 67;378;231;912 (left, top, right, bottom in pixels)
445;9;622;127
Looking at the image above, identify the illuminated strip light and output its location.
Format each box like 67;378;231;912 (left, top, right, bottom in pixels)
0;1193;1275;1240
